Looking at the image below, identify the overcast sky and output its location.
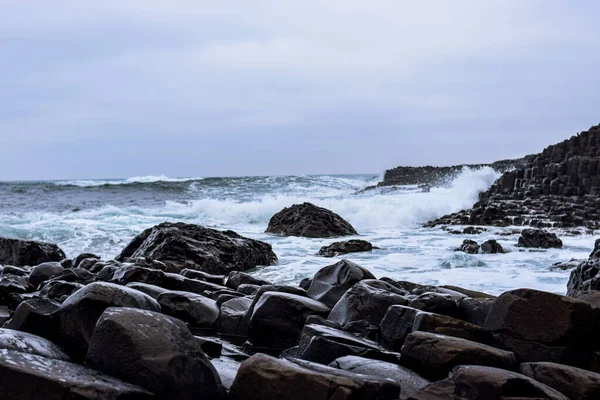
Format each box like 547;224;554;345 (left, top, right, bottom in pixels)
1;1;599;180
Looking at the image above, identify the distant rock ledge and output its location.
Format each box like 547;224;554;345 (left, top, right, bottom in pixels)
366;158;527;190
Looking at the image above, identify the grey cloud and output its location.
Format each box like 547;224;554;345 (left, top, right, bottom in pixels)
1;1;599;180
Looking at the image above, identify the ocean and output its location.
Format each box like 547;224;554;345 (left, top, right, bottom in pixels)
0;168;593;295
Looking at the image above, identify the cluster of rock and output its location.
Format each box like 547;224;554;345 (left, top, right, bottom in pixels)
426;124;600;229
0;222;599;399
368;158;525;189
454;229;563;255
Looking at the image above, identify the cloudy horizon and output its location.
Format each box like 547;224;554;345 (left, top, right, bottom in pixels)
1;1;599;180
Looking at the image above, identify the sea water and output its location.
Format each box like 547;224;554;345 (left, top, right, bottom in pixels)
0;168;594;295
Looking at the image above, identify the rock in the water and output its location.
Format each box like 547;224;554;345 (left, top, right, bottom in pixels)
28;262;65;288
517;229;563;249
116;222;277;274
409;365;569;400
73;253;100;268
317;240;374;257
248;292;330;353
591;238;600;258
86;307;223;399
328;280;408;326
0;349;152;399
455;239;480;254
330;356;430;400
567;258;600;297
156;290;219;329
0;237;65;267
483;288;599;349
520;362;600;400
229;353;400;400
0;328;69;361
265;202;358;238
400;332;517;380
480;239;505;254
58;282;161;360
306;260;375;308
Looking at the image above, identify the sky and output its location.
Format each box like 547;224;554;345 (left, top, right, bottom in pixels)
1;1;599;180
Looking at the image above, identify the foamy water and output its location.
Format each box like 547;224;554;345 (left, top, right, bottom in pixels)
0;169;593;295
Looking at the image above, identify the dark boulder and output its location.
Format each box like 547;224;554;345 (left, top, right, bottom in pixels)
226;271;271;290
180;268;225;285
400;332;517;380
480;239;505;254
265;202;357;238
0;328;69;361
520;362;600;400
317;240;374;257
380;305;494;352
0;237;65;267
58;282;161;360
330;356;430;400
125;282;168;299
116;222;277;274
408;292;462;319
328;280;408;326
229;353;400;400
248;292;330;353
86;307;223;399
457;297;495;326
306;260;375;308
156;290;219;330
291;323;399;365
0;349;153;399
409;365;569;400
73;253;100;268
3;298;61;340
517;229;563;249
216;296;253;337
455;239;480;254
484;288;600;349
39;280;84;302
28;262;64;288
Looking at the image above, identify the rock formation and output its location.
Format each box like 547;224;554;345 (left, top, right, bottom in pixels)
426;124;600;228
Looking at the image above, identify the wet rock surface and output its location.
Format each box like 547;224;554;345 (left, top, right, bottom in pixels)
0;237;66;267
116;222;277;274
317;239;374;257
266;202;358;238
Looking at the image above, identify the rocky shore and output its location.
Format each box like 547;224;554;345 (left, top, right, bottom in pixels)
367;158;526;190
426;124;600;229
1;199;600;399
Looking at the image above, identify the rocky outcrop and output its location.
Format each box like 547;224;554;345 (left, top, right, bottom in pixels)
317;240;374;257
116;222;277;274
454;239;505;254
372;158;524;188
266;202;358;238
0;237;65;267
426;124;600;228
